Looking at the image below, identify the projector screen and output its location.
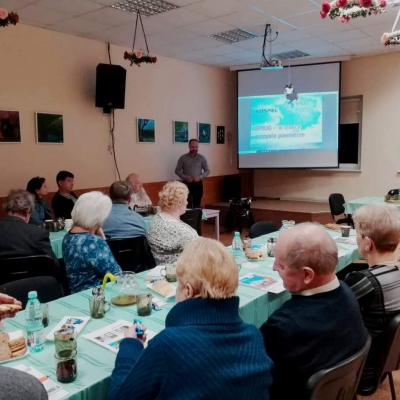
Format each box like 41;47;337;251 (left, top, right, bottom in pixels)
238;62;340;169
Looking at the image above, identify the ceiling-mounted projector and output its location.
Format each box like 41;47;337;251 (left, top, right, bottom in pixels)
260;58;283;70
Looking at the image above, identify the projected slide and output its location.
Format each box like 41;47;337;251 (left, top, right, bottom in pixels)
237;62;340;169
239;92;336;153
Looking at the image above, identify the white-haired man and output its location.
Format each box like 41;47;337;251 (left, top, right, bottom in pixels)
260;223;368;400
126;173;152;210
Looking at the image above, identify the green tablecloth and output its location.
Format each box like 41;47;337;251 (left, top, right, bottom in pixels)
344;196;391;215
19;229;360;399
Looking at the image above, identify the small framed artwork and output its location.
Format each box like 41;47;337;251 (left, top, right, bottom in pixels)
0;110;21;143
216;125;225;144
137;118;155;143
198;122;211;144
173;121;189;143
36;112;64;144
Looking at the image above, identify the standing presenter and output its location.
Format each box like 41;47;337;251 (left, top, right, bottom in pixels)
175;139;210;208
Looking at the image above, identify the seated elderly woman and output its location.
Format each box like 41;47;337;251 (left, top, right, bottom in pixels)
147;181;198;264
109;238;273;400
344;203;400;391
62;191;121;293
26;177;52;226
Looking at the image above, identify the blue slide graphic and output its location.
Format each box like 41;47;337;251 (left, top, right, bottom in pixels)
239;92;335;153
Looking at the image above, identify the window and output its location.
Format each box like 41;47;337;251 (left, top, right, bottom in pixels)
339;96;362;170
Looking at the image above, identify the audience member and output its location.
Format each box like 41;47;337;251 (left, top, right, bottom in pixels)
62;191;121;293
175;138;210;208
260;222;368;400
103;181;146;238
0;189;57;261
52;170;77;219
26;176;52;226
344;203;400;390
147;181;198;264
126;173;152;209
0;293;48;400
109;238;273;400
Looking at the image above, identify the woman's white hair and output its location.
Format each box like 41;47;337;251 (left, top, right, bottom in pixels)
71;191;112;230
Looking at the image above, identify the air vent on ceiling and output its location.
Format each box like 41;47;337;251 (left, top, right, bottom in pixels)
209;28;259;44
272;50;309;59
111;0;179;17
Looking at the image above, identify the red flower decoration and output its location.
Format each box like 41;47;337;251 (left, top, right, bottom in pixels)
320;10;328;18
336;0;347;7
359;0;373;7
321;1;331;12
380;0;386;6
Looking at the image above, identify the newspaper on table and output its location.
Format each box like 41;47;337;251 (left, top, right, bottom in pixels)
12;364;69;400
82;320;156;353
239;273;285;293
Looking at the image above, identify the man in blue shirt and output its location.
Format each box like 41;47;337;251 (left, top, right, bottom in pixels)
103;181;147;238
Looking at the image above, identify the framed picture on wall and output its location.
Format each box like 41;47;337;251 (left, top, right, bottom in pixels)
0;110;21;143
197;122;211;144
137;118;155;143
216;125;225;144
173;121;189;143
36;112;64;144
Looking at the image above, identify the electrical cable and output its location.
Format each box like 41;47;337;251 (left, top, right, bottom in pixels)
105;43;121;180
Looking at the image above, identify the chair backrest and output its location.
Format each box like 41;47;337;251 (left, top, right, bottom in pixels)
249;221;277;239
380;313;400;374
0;255;60;285
329;193;346;218
306;335;371;400
106;236;156;273
180;209;202;235
0;276;64;308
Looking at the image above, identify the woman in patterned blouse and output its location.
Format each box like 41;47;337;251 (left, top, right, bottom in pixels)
62;191;121;293
147;181;198;265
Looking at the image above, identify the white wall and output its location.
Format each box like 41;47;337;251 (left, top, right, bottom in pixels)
254;52;400;201
0;24;237;196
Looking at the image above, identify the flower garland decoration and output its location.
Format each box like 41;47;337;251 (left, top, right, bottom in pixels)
320;0;386;23
0;8;19;27
123;50;157;67
381;31;400;45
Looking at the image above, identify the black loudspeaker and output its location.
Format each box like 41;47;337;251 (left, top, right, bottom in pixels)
95;64;126;113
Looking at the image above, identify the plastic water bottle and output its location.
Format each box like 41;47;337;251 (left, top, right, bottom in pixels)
232;232;243;257
25;291;44;353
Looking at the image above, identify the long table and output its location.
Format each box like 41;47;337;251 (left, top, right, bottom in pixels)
5;229;360;399
344;196;390;214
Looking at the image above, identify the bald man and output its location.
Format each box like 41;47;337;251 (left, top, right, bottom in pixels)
126;173;152;210
260;223;368;400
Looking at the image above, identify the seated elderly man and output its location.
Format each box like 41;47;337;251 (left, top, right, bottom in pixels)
260;222;368;400
103;181;147;238
126;173;152;209
0;189;57;261
109;238;273;400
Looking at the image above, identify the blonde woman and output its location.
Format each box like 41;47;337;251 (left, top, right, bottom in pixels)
344;203;400;391
147;181;198;264
109;238;273;400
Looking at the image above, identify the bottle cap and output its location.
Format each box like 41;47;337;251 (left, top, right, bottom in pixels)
28;291;38;299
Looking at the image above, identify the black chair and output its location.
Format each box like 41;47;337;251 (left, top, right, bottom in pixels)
0;276;64;308
0;255;61;285
249;221;277;239
107;236;156;273
329;193;353;226
306;335;371;400
358;314;400;399
180;209;202;235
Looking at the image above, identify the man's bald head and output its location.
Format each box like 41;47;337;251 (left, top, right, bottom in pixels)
278;223;338;275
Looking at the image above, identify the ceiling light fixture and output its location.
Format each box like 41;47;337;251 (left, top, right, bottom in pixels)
111;0;178;17
260;24;283;70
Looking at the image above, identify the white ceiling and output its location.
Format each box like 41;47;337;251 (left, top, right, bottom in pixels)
3;0;400;68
